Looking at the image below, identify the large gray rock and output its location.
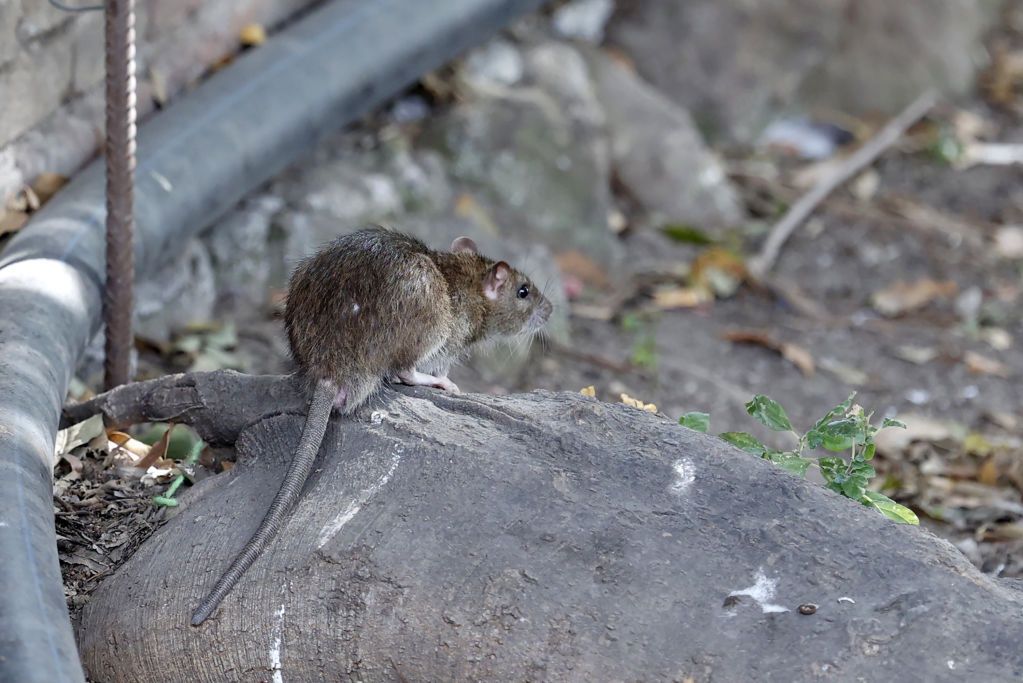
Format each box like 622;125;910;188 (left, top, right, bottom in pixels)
588;50;743;231
422;75;618;263
72;373;1023;682
609;0;1001;143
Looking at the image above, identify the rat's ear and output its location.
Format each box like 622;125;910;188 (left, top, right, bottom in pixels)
483;261;511;300
450;236;478;254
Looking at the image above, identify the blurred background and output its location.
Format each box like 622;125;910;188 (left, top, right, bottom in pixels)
3;0;1022;597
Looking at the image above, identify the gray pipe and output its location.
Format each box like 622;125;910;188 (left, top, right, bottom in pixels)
0;0;543;680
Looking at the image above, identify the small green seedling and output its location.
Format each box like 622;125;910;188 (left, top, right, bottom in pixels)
680;394;917;525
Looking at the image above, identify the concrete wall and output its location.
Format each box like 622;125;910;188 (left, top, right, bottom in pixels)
0;0;318;201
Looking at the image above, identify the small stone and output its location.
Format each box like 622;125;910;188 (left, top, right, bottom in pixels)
798;603;818;615
552;0;615;43
463;39;524;87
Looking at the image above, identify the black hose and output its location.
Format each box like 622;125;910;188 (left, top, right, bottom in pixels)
0;0;544;680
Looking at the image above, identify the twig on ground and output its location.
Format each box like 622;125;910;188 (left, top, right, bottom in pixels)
748;90;938;279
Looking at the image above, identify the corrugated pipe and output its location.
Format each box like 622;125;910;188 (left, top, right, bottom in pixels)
0;0;544;680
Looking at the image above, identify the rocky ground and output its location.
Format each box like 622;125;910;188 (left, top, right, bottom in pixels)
40;0;1023;613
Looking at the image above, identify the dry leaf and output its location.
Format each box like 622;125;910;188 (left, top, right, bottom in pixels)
579;385;596;397
136;425;174;470
963;351;1010;378
689;247;746;299
870;278;958;317
0;210;28;237
850;169;879;202
239;23;266;46
981;327;1012;351
620;393;656;413
30;173;67;204
893;345;940;365
723;330;815;376
652;286;708;310
54;414;105;463
107;431;151;459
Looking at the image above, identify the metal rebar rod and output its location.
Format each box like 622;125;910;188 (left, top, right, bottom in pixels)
103;0;136;390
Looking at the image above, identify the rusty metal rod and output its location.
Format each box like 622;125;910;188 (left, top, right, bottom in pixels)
103;0;136;390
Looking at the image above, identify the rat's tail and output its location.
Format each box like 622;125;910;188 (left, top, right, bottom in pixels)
191;379;336;626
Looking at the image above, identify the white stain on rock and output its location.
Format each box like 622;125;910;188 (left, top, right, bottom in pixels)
728;569;789;614
316;447;402;548
269;602;286;683
671;458;695;495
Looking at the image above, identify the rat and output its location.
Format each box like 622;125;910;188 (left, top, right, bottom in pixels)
191;226;552;625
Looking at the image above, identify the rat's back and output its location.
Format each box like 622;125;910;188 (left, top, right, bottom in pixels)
284;227;453;404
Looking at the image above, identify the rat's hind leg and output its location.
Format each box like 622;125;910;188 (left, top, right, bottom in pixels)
395;369;460;394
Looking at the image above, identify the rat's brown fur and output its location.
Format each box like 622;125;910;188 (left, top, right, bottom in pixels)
286;226;551;407
192;226;551;625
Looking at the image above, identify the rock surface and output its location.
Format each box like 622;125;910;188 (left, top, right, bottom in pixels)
609;0;1001;142
74;372;1023;683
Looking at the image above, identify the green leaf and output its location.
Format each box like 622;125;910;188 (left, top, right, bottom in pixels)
662;224;714;245
811;394;855;433
807;427;856;452
861;443;876;461
719;432;767;456
862;491;919;525
765;451;812;478
841;478;866;500
679;412;710;433
745;395;793;432
882;417;907;430
818;457;845;485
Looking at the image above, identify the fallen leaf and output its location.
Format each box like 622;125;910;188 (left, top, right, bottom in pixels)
556;250;610;289
994;226;1023;259
723;330;815;376
580;385;596;398
963;350;1010;378
977;457;1000;486
136;425;174;470
689;247;746;299
893;345;940;365
870;278;958;317
850;169;880;202
54;414;105;463
620;393;657;413
107;431;151;459
980;327;1013;351
652;286;708;310
0;210;28;237
239;23;266;47
30;173;67;204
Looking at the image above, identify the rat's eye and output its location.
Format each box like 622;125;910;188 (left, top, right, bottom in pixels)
517;284;530;299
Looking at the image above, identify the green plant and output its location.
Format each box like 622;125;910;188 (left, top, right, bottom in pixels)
680;394;917;525
621;312;658;371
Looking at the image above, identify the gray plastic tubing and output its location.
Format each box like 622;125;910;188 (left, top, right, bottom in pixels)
0;0;542;680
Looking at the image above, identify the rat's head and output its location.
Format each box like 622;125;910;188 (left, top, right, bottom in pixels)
451;236;553;338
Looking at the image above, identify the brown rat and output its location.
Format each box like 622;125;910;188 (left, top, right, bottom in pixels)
191;226;552;625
